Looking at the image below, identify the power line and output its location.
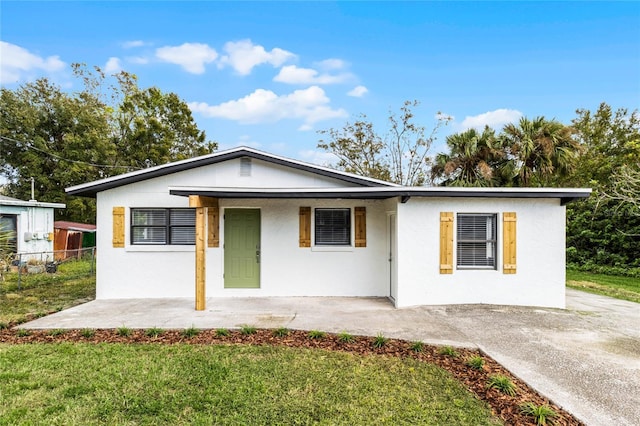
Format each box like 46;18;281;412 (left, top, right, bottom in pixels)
0;135;141;170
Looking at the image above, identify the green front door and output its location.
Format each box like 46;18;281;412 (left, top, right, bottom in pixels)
224;209;261;288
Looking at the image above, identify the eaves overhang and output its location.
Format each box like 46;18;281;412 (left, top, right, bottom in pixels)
169;186;592;204
0;199;66;209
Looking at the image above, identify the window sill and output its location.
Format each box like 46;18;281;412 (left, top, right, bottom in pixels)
126;245;195;252
311;246;354;252
456;267;497;271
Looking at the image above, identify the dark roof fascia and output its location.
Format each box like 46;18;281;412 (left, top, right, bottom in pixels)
169;188;592;203
67;149;395;198
170;189;397;200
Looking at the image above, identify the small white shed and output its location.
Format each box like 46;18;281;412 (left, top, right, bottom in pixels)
66;147;590;310
0;195;66;259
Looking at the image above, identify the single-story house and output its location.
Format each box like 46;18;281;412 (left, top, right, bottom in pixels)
0;195;65;260
53;221;97;260
66;147;590;310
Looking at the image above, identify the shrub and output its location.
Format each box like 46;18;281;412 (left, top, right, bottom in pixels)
240;325;257;335
80;328;95;338
438;346;459;357
487;375;517;396
182;326;200;338
520;402;557;425
145;327;163;337
16;329;31;337
466;355;485;370
410;341;424;352
337;332;355;343
372;333;389;348
0;322;9;330
215;328;230;337
308;330;326;339
116;326;132;337
48;329;66;336
273;327;290;337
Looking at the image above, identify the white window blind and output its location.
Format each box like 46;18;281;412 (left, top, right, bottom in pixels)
170;209;196;244
315;208;350;246
457;213;497;269
131;209;195;245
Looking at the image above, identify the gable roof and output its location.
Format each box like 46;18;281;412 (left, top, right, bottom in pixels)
66;147;397;197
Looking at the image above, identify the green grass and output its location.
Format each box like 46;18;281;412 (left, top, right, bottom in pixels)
0;259;95;324
438;346;459;358
486;375;517;396
0;343;500;425
567;270;640;304
520;402;557;425
337;332;355;343
372;333;389;348
307;330;326;339
465;356;485;371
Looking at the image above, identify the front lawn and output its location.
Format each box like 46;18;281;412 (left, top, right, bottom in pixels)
0;258;95;325
0;343;500;425
567;270;640;304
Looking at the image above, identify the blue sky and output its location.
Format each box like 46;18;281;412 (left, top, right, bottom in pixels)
1;1;639;165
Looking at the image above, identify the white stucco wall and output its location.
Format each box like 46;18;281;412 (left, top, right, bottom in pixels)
394;197;566;309
95;158;391;299
94;156;569;308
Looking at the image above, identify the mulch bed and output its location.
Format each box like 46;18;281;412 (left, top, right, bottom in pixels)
0;326;585;426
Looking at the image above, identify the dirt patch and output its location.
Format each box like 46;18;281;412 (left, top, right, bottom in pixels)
0;326;584;426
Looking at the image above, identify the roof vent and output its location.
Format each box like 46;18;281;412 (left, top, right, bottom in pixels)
240;157;251;177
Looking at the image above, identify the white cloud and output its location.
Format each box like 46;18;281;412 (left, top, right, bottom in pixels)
461;109;523;130
298;149;338;167
127;56;149;64
122;40;146;49
155;43;218;74
316;58;346;70
347;85;368;97
104;57;122;73
189;86;347;129
218;39;295;75
273;65;352;85
0;41;65;84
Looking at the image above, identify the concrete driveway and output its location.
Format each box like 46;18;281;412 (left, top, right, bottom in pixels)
19;288;640;426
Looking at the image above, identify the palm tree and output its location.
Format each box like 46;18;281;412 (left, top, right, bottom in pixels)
432;127;513;187
501;117;579;187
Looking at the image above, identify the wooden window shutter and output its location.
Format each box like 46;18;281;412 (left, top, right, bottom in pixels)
207;206;219;247
503;212;517;274
299;207;311;247
112;206;125;248
439;212;454;274
354;207;366;247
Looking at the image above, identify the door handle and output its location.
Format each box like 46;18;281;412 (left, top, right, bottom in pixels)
256;245;261;264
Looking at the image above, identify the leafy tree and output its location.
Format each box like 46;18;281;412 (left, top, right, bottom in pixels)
114;87;215;169
0;64;216;223
316;117;390;181
565;104;640;273
567;103;640;188
1;78;114;222
431;127;513;186
501;117;579;187
318;100;451;185
605;164;640;215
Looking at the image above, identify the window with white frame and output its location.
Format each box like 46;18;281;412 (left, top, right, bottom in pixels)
456;213;497;269
131;209;195;245
315;208;351;246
